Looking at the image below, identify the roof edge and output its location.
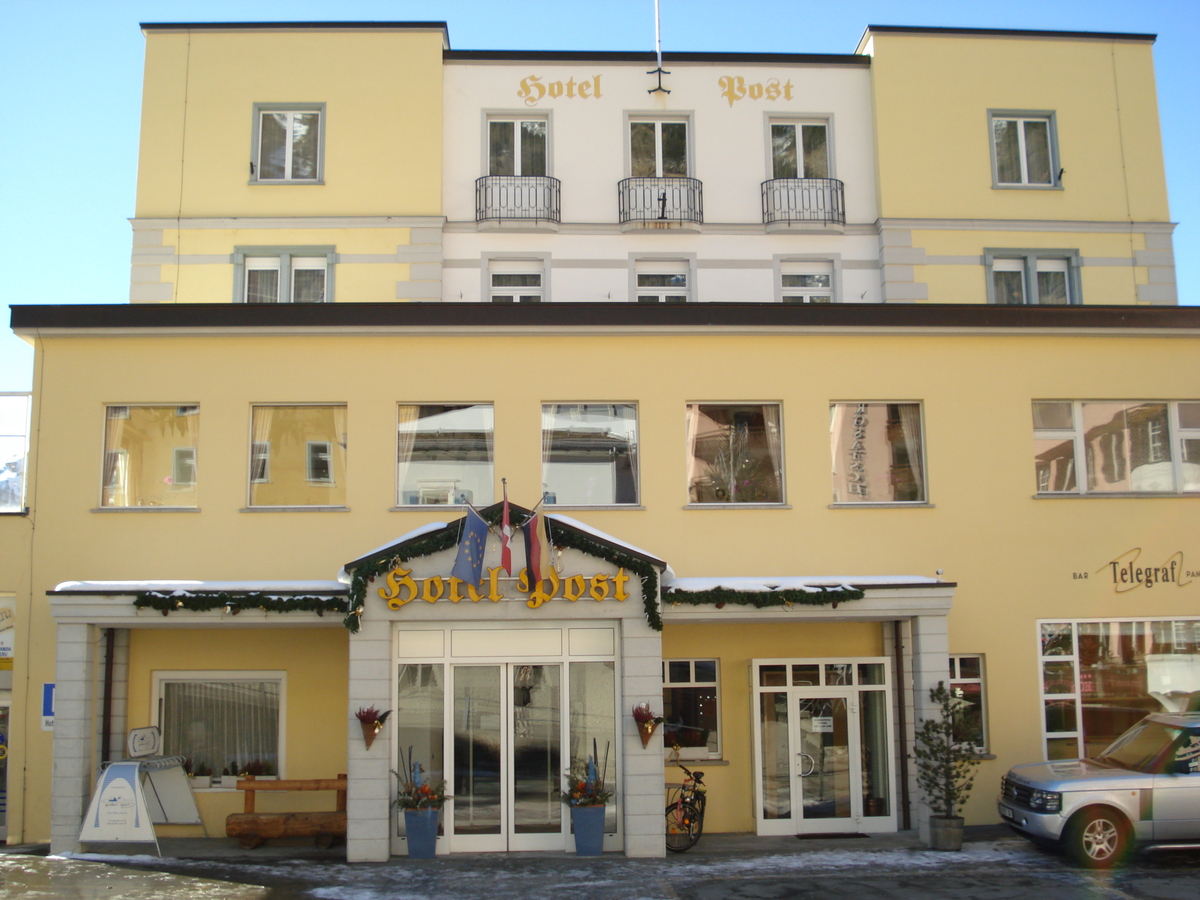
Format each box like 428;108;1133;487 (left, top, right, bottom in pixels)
444;50;869;65
861;24;1155;43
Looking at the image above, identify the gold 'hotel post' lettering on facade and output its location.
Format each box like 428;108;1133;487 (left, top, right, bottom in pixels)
378;564;630;609
517;75;603;106
719;75;794;106
1097;548;1194;593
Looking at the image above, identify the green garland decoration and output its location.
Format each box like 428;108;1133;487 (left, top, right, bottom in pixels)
344;507;664;634
663;585;864;610
134;591;349;618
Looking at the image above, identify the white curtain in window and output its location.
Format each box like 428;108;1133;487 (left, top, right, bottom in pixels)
249;407;274;501
102;411;126;505
541;405;558;498
161;680;280;775
396;405;420;500
898;404;925;500
684;405;701;499
762;404;783;490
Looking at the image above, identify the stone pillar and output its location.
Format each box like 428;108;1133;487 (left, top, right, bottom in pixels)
346;617;393;862
909;614;951;845
50;623;97;855
620;627;665;858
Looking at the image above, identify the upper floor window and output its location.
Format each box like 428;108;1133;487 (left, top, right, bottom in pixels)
235;247;335;304
635;259;690;303
986;250;1079;305
489;118;547;176
101;405;199;508
770;122;829;179
780;260;834;304
248;405;346;508
630;119;688;177
542;404;639;506
396;404;494;507
686;403;784;504
0;393;30;512
990;111;1058;188
253;105;323;183
1032;400;1200;495
489;258;545;303
830;402;926;504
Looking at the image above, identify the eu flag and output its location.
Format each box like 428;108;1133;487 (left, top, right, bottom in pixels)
451;507;489;587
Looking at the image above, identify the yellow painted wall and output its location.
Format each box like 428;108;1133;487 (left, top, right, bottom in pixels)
662;621;883;833
126;628;347;836
136;28;444;218
12;325;1200;839
868;33;1169;222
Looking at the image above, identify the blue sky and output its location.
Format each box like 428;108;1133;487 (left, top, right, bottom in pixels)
2;0;1196;392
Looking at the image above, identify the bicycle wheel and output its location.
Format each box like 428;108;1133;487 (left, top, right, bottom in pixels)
665;801;702;852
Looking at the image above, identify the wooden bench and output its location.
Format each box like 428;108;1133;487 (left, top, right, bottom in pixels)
225;774;348;849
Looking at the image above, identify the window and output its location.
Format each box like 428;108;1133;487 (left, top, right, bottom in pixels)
770;122;829;179
985;250;1079;305
101;405;199;508
249;406;346;507
635;259;690;303
235;247;335;304
950;655;987;753
630;119;688;177
663;659;719;759
252;105;323;183
990;111;1058;188
156;671;284;780
686;404;784;504
1033;401;1200;495
1038;620;1200;760
488;118;547;176
489;258;545;303
396;404;494;507
780;261;834;304
542;404;638;506
0;393;31;512
830;403;926;503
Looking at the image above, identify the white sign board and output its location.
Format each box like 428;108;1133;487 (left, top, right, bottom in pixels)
79;762;157;844
812;716;834;734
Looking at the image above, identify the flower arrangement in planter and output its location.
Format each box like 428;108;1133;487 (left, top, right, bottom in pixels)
560;745;612;857
394;746;450;859
355;705;392;750
632;702;664;749
913;681;983;851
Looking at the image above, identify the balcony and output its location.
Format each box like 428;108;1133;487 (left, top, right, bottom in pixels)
761;178;845;232
475;176;561;230
617;177;703;232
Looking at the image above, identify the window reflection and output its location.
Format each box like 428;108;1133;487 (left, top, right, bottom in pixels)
541;404;638;505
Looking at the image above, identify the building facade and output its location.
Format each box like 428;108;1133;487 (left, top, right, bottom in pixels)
3;22;1197;862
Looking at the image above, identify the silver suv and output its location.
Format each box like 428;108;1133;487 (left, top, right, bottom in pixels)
999;712;1200;867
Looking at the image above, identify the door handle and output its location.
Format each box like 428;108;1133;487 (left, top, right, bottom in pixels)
797;753;816;777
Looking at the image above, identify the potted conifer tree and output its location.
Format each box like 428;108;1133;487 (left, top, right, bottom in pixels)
913;681;982;850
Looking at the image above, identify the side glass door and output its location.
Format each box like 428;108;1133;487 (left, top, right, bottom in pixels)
793;692;860;831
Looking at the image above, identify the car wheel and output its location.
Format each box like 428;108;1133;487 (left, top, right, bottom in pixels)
1065;807;1130;869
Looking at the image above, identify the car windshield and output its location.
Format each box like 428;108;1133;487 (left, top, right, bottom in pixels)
1095;720;1182;772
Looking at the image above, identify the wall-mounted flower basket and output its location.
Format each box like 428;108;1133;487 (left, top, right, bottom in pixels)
632;703;664;749
355;706;391;750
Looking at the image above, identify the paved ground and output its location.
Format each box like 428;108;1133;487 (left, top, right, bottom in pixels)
3;827;1200;899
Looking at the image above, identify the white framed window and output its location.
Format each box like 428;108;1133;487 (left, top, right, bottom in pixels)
306;441;333;483
250;441;270;484
249;405;346;508
686;403;784;504
1033;400;1200;495
634;259;690;303
0;392;31;512
830;402;926;504
396;404;494;507
780;260;834;304
101;405;199;508
234;247;335;304
769;121;829;179
489;258;545;303
663;659;720;759
1038;619;1200;760
986;250;1079;305
990;110;1058;188
629;118;689;177
488;117;548;176
949;655;988;753
154;671;285;781
541;404;638;506
252;105;323;183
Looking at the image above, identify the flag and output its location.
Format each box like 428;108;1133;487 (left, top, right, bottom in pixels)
450;506;489;587
523;510;552;587
500;483;513;575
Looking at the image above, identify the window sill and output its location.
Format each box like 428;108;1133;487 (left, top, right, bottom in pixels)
991;183;1063;191
248;179;325;186
665;758;730;767
240;505;350;512
543;504;645;511
684;503;791;510
92;506;200;513
967;753;997;761
0;509;30;516
828;502;935;509
1033;492;1198;499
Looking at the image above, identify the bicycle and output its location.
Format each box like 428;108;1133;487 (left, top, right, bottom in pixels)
665;763;707;852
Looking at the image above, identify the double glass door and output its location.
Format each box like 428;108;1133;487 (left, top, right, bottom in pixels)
754;659;897;835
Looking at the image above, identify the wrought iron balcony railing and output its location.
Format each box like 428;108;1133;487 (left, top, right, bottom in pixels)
617;177;703;225
476;175;561;223
761;177;845;226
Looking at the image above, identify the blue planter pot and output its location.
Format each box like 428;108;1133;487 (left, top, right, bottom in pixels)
571;805;605;856
404;808;439;859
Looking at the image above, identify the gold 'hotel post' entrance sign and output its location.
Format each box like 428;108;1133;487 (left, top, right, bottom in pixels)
378;565;631;610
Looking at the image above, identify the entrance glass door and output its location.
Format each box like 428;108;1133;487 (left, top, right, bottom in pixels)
753;659;897;835
452;663;562;851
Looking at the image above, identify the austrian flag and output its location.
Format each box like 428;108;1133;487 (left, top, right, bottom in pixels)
500;491;513;575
